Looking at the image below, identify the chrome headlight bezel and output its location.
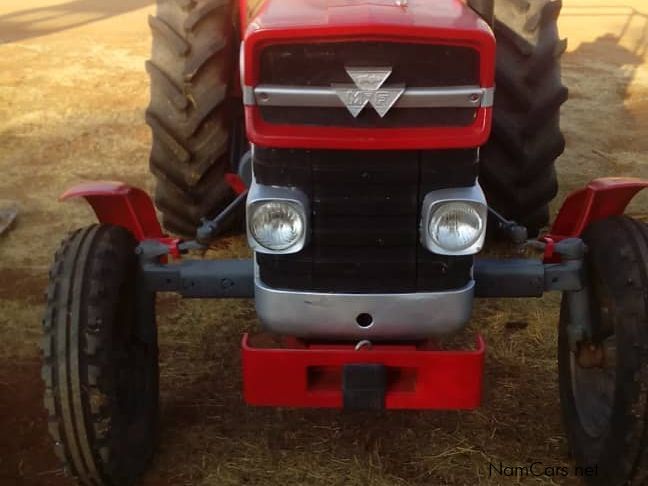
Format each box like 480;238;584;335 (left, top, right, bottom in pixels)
246;181;309;254
420;184;488;256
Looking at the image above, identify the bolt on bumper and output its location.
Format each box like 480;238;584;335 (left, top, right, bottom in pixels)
242;333;485;410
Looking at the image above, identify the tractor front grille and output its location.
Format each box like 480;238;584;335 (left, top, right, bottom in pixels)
254;147;477;293
257;106;477;128
259;42;479;87
257;41;481;128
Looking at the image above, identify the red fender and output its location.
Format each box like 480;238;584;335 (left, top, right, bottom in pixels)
60;181;164;240
549;177;648;241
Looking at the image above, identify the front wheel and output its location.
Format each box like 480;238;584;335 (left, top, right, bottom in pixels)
41;225;158;485
559;216;648;485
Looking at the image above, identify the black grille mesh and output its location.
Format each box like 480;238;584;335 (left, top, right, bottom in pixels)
259;42;479;87
258;106;477;128
254;148;477;293
258;41;480;128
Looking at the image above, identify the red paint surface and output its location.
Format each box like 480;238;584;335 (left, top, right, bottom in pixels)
242;333;485;409
240;0;248;34
245;109;493;149
60;181;164;240
549;177;648;240
242;0;495;149
225;173;248;195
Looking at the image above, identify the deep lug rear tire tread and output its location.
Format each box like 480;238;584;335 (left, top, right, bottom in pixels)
147;0;237;237
481;0;567;233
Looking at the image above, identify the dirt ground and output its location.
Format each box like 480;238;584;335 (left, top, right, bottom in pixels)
1;1;648;485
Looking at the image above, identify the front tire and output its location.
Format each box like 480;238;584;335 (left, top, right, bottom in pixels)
41;225;158;485
559;217;648;485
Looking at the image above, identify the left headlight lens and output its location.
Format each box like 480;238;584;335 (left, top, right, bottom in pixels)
428;202;485;253
249;201;305;251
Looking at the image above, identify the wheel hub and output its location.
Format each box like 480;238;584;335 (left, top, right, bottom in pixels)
575;338;617;369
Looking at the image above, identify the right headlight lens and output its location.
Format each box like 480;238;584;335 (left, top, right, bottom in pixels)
249;200;305;251
428;202;484;253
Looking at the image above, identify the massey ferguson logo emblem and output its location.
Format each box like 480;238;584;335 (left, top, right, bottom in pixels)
333;67;405;118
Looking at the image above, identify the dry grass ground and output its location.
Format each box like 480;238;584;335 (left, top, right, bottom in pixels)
1;1;648;485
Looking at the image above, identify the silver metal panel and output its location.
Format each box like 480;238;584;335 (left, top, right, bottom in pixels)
333;67;405;117
481;87;495;108
419;183;488;256
242;85;256;106
244;84;495;108
253;86;338;107
246;178;310;255
254;278;475;339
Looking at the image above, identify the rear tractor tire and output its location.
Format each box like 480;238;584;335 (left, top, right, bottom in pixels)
480;0;569;234
559;217;648;485
147;0;240;237
41;225;158;485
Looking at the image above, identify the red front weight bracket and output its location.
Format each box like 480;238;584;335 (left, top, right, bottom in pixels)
242;333;485;410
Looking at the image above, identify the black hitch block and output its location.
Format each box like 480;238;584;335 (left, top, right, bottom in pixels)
343;364;387;411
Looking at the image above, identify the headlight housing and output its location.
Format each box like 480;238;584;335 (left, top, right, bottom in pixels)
246;182;309;254
420;185;487;256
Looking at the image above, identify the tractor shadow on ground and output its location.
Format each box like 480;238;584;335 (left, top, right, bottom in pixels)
0;0;154;43
153;368;470;482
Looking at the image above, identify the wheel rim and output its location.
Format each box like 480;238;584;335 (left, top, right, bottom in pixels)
570;336;616;438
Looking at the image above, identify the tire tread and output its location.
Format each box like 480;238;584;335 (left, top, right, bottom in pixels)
147;0;236;236
41;225;158;485
480;0;567;232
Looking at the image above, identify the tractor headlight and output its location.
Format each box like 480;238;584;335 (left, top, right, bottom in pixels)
421;185;487;256
429;202;484;252
249;201;305;251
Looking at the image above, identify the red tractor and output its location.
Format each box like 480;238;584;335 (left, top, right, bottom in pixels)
41;0;648;485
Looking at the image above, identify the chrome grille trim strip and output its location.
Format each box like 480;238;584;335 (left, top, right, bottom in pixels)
242;85;256;106
244;85;495;109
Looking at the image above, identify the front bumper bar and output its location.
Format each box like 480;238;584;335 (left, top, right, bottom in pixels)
255;279;475;339
242;333;485;409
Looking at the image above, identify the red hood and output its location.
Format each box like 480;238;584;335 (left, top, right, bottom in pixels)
247;0;492;39
244;0;494;88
